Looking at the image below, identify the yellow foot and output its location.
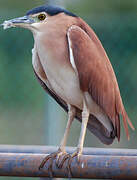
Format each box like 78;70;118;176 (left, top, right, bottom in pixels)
39;148;70;177
56;151;71;168
39;148;82;178
39;149;60;177
68;149;82;177
39;149;60;169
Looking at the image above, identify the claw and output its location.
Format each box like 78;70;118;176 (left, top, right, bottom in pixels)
39;150;61;170
56;153;71;168
47;158;54;178
39;149;62;178
39;148;82;179
68;149;82;177
39;148;71;177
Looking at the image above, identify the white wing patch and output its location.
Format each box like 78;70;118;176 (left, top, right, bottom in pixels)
67;27;77;71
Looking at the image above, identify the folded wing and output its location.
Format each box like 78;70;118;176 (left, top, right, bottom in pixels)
67;25;134;141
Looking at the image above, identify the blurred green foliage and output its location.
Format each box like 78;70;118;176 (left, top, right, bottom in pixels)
67;0;137;16
0;1;137;179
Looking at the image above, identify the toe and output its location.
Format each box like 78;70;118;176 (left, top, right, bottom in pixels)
56;152;70;168
58;153;71;168
39;149;61;170
77;152;82;163
67;150;82;177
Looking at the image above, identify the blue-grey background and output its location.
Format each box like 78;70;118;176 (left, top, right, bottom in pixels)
0;0;137;179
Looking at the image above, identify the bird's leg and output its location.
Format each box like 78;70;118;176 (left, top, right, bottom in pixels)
60;105;76;150
68;98;89;174
73;99;89;159
39;105;76;171
55;105;76;167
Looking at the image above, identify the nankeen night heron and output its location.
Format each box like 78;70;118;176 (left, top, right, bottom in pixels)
1;4;135;174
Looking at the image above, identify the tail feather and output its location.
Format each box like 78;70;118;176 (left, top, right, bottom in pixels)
116;89;134;141
121;110;130;140
126;113;135;130
121;108;135;141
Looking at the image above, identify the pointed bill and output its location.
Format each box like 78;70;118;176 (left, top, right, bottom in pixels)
0;21;15;30
0;16;34;30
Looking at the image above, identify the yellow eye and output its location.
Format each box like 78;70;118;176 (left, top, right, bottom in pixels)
38;14;46;21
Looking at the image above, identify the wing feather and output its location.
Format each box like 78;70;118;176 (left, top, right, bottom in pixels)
67;25;134;141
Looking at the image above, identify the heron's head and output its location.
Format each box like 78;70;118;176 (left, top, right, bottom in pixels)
1;5;77;33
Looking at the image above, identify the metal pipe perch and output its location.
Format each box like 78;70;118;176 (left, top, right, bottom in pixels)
0;145;136;179
0;145;137;156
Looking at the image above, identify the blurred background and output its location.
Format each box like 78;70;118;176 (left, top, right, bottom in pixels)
0;0;137;179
